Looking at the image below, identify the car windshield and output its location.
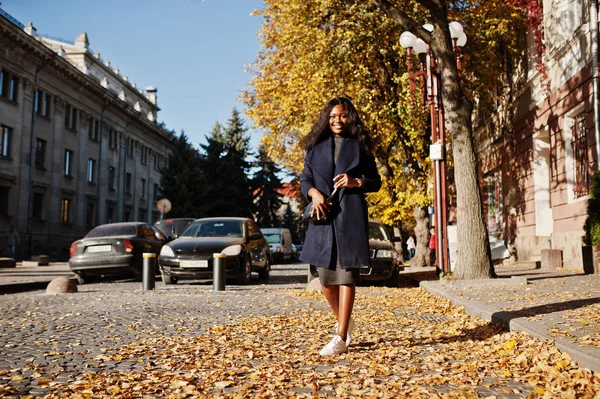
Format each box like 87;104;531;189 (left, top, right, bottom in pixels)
369;223;390;241
263;234;281;244
181;220;244;238
87;224;137;238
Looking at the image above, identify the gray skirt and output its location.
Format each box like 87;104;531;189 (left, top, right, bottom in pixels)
317;230;359;286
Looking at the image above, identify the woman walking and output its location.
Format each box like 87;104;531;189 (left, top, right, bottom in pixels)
299;97;381;356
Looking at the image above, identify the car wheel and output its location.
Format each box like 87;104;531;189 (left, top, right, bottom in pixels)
236;256;252;285
161;273;177;285
76;273;88;285
259;256;271;280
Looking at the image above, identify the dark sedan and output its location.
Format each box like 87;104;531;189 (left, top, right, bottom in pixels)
158;217;271;285
69;222;167;284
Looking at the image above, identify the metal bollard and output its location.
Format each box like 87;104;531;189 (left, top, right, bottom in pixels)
142;253;156;291
213;253;226;291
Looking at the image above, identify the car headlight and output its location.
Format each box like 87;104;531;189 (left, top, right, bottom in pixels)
221;245;242;256
376;250;393;258
160;245;175;257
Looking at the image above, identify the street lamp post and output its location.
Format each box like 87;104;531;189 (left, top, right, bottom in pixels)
400;23;467;275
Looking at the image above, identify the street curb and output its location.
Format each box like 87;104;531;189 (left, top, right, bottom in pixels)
0;281;50;295
420;280;600;373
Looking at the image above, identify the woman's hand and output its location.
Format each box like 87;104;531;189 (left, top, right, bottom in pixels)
308;188;331;221
333;174;363;190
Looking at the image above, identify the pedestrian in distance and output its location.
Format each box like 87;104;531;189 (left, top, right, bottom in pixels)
299;96;382;356
429;228;436;266
406;234;416;259
6;225;19;260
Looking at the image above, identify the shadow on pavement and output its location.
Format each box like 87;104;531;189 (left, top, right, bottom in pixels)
408;323;505;347
491;297;600;322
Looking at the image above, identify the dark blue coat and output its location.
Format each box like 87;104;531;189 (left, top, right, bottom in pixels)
299;136;381;268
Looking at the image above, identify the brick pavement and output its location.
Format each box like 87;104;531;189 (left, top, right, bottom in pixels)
0;263;598;397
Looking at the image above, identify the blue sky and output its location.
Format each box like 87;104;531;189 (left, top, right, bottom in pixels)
2;0;265;151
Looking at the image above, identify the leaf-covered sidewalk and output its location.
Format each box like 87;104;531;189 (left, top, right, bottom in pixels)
4;286;598;398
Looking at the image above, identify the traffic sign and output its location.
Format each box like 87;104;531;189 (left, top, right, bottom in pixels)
156;198;171;214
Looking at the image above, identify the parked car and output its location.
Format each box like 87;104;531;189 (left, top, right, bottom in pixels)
261;227;294;263
69;222;167;284
154;218;196;241
308;221;401;285
158;217;271;285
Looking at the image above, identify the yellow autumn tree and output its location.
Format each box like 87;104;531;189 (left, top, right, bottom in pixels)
242;0;525;227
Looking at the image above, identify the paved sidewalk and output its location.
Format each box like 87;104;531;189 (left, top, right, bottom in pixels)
0;262;73;294
421;265;600;373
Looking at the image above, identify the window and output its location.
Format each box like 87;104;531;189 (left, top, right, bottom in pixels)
44;93;51;116
125;172;132;195
0;187;8;215
61;198;71;223
86;201;95;226
87;158;96;183
1;125;11;157
9;76;17;102
106;204;115;224
153;183;159;202
1;70;19;102
140;178;146;199
32;192;44;219
64;104;78;130
88;116;99;141
108;166;115;190
126;137;134;158
486;170;503;239
108;128;119;150
35;90;52;118
124;206;131;222
572;114;590;198
141;146;148;165
139;208;147;223
35;138;46;169
64;149;73;177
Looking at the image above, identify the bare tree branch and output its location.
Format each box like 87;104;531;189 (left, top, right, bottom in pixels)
370;0;432;42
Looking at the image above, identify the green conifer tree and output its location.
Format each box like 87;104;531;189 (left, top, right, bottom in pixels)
252;145;284;227
199;109;253;217
159;131;204;217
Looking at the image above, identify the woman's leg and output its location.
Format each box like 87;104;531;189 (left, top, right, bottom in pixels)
321;284;340;320
336;283;355;338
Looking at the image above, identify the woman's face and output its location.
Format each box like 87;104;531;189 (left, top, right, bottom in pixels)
329;104;348;136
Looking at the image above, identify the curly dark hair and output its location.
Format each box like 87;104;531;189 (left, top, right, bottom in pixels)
300;97;374;155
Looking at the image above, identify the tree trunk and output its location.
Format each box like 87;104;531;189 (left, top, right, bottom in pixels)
430;28;494;280
411;207;430;267
371;0;494;279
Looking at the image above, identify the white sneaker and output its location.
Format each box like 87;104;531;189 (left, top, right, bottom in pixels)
334;318;355;347
319;335;347;356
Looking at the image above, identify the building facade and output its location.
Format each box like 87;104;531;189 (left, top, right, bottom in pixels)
476;0;598;270
0;9;173;260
